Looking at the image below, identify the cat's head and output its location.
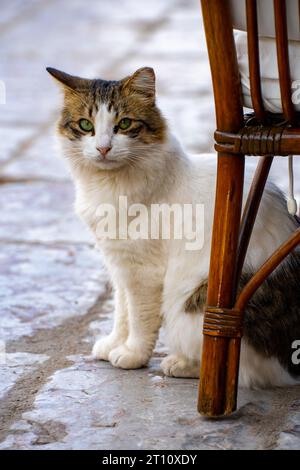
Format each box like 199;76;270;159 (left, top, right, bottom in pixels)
47;67;166;171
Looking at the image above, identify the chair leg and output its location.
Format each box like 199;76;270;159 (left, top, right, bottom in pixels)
198;152;245;417
236;156;273;281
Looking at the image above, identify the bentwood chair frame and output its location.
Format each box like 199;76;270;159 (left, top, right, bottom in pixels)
198;0;300;417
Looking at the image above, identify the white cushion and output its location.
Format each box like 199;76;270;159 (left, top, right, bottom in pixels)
235;31;300;112
230;0;300;40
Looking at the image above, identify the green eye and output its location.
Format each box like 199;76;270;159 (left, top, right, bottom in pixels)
119;118;132;130
79;119;94;132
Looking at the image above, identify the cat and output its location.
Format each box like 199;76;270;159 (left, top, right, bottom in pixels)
47;65;300;388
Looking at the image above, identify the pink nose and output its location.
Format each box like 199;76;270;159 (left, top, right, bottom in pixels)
97;146;111;157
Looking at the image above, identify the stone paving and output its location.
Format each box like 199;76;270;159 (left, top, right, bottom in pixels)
0;0;300;450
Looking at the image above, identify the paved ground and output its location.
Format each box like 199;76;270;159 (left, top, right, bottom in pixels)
1;0;300;450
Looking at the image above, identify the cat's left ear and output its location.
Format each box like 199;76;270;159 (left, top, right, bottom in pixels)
46;67;90;91
123;67;156;102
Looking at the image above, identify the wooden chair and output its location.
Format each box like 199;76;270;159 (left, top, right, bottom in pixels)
198;0;300;417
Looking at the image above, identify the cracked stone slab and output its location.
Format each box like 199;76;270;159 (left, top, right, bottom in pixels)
0;352;48;400
0;0;168;128
0;180;93;244
274;403;300;449
158;96;215;153
1;355;297;450
0;243;108;342
1;130;69;181
0;0;41;29
140;27;204;57
1;0;300;452
0;127;35;164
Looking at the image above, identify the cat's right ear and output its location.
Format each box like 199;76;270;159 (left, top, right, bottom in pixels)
46;67;89;91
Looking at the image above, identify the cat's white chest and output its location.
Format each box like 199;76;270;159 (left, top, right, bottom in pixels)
76;187;165;270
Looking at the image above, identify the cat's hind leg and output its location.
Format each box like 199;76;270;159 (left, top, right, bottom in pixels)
161;294;204;378
92;287;128;361
161;354;200;378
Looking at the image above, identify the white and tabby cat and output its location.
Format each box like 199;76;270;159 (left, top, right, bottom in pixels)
48;66;300;388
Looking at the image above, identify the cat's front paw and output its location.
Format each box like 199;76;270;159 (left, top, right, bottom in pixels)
92;335;125;361
109;344;148;369
161;354;200;378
